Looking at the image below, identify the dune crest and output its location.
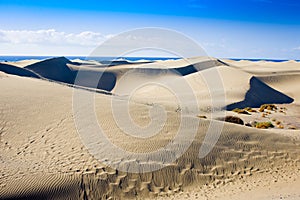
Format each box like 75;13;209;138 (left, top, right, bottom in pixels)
25;57;77;84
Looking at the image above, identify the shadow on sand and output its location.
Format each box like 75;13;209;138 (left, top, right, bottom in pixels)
226;77;294;110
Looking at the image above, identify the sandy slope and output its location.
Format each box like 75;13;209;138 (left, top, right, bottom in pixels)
155;162;300;200
0;57;300;199
258;74;300;104
224;59;300;104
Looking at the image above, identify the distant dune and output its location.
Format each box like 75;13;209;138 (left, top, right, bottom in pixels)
25;57;77;84
0;57;299;199
19;56;225;93
0;62;40;78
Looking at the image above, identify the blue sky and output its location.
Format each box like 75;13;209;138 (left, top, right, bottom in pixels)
0;0;300;59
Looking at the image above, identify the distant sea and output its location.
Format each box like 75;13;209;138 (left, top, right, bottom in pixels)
0;56;298;62
0;56;179;62
230;58;300;62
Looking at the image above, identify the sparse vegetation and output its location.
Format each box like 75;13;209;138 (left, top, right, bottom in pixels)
232;107;257;115
259;104;277;112
279;110;286;114
277;125;284;129
232;108;249;115
255;121;274;129
224;116;244;125
280;107;287;111
244;107;257;112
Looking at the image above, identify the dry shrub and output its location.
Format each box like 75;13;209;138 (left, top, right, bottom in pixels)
224;116;244;125
232;108;250;115
255;121;274;129
244;107;257;112
259;104;277;112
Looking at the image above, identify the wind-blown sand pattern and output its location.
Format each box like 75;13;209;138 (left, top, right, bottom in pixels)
0;57;299;199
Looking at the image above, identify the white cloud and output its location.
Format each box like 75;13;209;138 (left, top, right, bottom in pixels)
293;46;300;51
0;29;110;46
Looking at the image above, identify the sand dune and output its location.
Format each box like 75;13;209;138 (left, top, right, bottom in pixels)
0;71;8;78
24;56;224;93
2;59;41;68
0;62;40;78
1;56;227;95
23;57;116;91
258;74;300;104
223;59;300;75
226;76;294;110
25;57;77;84
130;63;294;113
0;57;299;199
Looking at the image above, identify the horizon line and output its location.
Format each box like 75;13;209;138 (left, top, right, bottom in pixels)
0;55;299;61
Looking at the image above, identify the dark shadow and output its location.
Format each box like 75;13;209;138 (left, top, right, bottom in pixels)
97;72;116;91
0;63;40;78
25;57;117;92
174;59;226;76
100;60;153;66
174;64;198;76
23;57;197;91
7;57;224;93
226;77;294;110
25;57;77;84
216;59;230;66
73;70;117;92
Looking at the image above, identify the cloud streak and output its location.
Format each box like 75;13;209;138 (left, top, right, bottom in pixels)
292;46;300;51
0;29;110;46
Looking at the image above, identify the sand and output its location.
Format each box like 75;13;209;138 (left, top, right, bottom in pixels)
0;57;299;199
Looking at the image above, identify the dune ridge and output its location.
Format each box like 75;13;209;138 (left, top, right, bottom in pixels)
0;63;40;78
25;57;77;84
